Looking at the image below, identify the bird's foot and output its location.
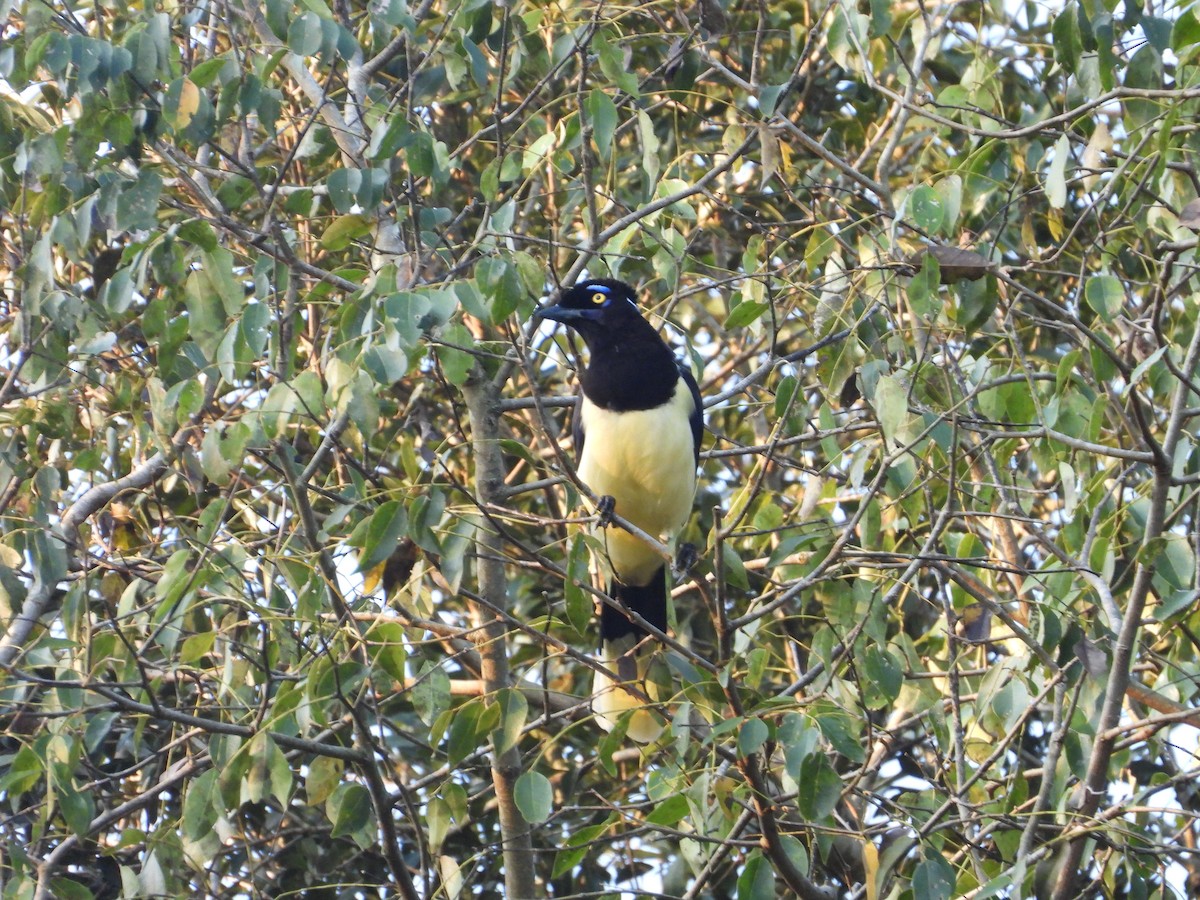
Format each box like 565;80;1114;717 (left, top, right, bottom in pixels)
596;494;616;526
673;542;699;578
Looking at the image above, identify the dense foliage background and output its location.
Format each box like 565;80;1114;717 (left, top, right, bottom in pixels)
4;0;1200;896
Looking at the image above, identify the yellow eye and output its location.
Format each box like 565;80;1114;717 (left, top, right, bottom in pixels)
591;291;607;305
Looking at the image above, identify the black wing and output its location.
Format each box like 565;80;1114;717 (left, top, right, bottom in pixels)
679;361;703;468
571;387;586;462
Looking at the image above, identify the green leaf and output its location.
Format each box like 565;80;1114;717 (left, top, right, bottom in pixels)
907;252;940;318
383;290;432;347
1142;16;1172;52
586;89;618;160
116;170;162;231
780;714;820;784
327;167;362;213
1084;274;1122;322
326;783;373;838
778;834;809;878
955;276;998;336
154;548;194;611
795;753;841;820
1053;3;1082;73
492;688;528;756
725;299;770;329
828;6;868;69
76;331;117;355
861;645;903;709
357;500;409;573
1123;46;1162;132
446;699;485;765
435;322;475;386
407;489;445;554
907;185;944;234
514;770;553;824
737;717;769;758
1173;10;1200;53
364;620;408;683
182;769;222;840
804;225;836;273
593;33;639;96
737;852;776;900
873;374;908;448
758;83;789;117
188;56;230;87
239;301;270;362
408;131;435;178
427;796;451;853
935;174;962;232
266;737;293;804
1128;346;1166;391
1152;533;1195;593
46;879;94;900
178;219;219;251
480;158;500;200
553;816;615;877
288;11;323;56
644;793;690;827
721;542;749;591
461;34;490;89
320;213;374;251
913;854;957;900
57;777;95;838
475;255;523;322
411;664;451;726
564;534;592;635
258;379;301;437
637;108;661;188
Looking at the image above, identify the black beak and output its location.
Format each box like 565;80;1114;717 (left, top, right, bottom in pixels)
532;304;586;324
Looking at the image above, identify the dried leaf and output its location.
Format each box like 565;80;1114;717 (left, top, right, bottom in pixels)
906;244;995;283
1178;198;1200;232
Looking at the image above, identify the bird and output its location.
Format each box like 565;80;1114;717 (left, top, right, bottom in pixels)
535;278;703;742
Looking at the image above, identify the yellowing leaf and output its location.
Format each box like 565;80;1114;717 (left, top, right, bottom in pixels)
175;78;200;129
320;213;374;250
863;840;880;900
1046;206;1065;241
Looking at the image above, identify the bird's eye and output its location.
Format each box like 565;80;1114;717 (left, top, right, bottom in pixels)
591;291;607;305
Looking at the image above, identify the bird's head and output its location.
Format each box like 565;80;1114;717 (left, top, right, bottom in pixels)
534;279;642;342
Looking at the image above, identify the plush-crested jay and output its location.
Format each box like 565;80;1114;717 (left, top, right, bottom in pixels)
536;278;702;742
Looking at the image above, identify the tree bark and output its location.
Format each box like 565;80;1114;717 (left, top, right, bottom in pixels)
462;368;539;900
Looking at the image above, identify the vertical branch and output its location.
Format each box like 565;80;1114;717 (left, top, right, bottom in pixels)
724;674;834;900
1050;311;1200;899
461;367;538;900
275;446;424;900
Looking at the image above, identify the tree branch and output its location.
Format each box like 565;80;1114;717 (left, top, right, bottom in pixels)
461;366;539;899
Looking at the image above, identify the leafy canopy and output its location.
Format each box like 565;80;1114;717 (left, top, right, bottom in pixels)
3;0;1200;897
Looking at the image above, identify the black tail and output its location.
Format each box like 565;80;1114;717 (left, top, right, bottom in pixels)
599;566;668;645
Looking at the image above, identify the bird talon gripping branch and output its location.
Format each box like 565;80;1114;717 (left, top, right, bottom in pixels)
673;541;698;578
536;278;704;743
595;494;616;526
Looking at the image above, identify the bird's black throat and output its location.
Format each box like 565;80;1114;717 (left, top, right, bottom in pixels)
578;330;682;412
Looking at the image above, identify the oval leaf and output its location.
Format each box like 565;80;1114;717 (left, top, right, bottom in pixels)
514;770;553;824
907;184;944;233
1084;274;1122;322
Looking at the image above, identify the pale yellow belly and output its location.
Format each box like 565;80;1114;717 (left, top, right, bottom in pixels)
578;386;696;585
